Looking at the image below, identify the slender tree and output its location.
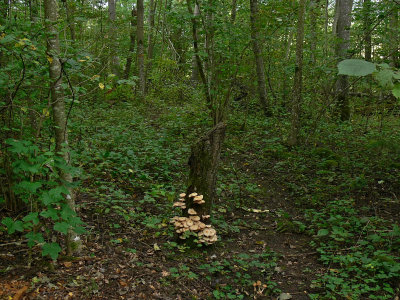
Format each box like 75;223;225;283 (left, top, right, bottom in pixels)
146;0;156;89
249;0;270;115
44;0;78;255
389;4;399;68
137;0;146;97
363;0;372;61
334;0;354;121
108;0;121;77
288;0;306;146
190;3;200;82
125;6;137;79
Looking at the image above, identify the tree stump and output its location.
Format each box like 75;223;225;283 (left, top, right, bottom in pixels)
184;122;226;217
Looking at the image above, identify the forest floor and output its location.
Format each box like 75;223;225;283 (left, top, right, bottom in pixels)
1;98;400;299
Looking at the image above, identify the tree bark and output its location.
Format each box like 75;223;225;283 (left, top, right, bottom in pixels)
288;0;306;146
231;0;237;23
137;0;146;98
310;0;320;64
363;0;372;61
249;0;270;116
124;6;137;79
334;0;353;121
44;0;78;255
62;0;75;42
190;3;200;82
282;28;293;104
146;0;156;90
185;123;226;217
389;4;399;68
108;0;121;77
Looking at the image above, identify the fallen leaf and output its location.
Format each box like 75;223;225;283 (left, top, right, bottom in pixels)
13;286;28;300
278;293;292;300
63;261;72;268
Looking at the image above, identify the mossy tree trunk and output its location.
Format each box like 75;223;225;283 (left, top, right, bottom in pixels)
185;123;226;217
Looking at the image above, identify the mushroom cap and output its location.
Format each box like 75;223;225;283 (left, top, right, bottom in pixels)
190;224;199;231
189;215;200;221
202;228;216;237
194;199;205;205
193;195;203;200
178;198;185;202
188;208;197;215
173;202;183;207
179;193;186;198
202;215;210;219
188;192;198;197
178;217;187;221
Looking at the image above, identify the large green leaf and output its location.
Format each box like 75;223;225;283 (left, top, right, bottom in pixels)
338;59;376;77
393;83;400;99
54;222;70;234
42;242;61;260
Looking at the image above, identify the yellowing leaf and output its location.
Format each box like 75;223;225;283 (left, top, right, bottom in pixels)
128;169;134;173
99;83;105;90
30;45;37;51
85;56;90;60
43;108;50;117
153;243;161;251
47;56;53;64
21;107;27;112
78;59;86;62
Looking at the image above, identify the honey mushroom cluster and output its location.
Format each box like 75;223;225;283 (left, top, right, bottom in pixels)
170;193;217;245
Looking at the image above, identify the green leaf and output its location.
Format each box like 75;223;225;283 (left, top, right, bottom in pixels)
393;83;400;99
40;208;59;221
338;59;376;77
42;242;61;260
54;222;70;234
375;69;394;89
22;212;39;225
317;229;329;236
13;181;42;194
25;232;44;247
60;204;76;220
1;217;24;234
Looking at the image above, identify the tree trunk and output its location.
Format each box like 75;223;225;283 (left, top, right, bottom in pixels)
137;0;146;98
231;0;237;23
363;0;371;61
44;0;78;255
389;4;399;68
62;0;75;42
310;0;320;64
124;6;137;79
334;0;353;121
249;0;270;116
190;3;200;82
108;0;120;77
185;123;226;217
146;0;156;91
288;0;306;146
282;28;293;104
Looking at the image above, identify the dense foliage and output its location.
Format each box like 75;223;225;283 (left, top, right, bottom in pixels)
1;0;399;299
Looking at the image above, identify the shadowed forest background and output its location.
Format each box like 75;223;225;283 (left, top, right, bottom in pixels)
1;0;400;299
